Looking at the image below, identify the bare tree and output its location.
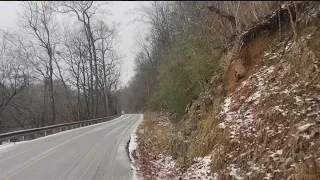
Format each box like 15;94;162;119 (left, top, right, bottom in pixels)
59;26;90;120
56;1;109;118
19;1;57;125
0;1;121;133
0;33;28;122
93;20;121;116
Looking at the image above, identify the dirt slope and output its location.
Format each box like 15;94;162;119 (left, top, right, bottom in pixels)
131;2;320;180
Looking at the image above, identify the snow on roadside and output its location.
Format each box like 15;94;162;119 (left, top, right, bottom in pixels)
129;132;138;153
0;141;18;153
129;123;142;180
132;112;216;180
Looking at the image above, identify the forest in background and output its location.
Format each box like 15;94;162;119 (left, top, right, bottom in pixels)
0;2;122;133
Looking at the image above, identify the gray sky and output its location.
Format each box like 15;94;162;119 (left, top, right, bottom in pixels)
0;1;149;85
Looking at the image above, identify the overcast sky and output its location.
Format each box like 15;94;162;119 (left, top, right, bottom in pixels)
0;1;149;85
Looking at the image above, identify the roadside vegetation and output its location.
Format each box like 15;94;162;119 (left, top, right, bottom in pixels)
125;1;320;179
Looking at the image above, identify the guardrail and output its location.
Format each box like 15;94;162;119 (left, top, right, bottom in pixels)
0;114;121;144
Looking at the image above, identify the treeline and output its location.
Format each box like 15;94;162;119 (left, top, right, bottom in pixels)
0;2;121;133
120;1;279;117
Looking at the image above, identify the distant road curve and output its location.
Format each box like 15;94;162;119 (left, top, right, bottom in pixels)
0;114;143;180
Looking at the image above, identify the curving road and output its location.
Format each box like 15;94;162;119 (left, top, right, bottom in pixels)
0;114;143;180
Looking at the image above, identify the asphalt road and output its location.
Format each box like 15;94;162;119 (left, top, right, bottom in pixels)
0;114;143;180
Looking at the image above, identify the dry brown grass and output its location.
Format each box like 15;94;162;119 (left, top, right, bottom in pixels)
169;108;230;170
133;111;177;179
187;110;229;159
137;111;173;154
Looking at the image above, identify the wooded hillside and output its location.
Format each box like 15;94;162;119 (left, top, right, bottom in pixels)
0;2;121;133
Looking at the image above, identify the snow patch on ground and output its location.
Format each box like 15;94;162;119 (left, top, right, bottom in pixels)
220;66;277;144
297;123;314;132
153;154;178;180
229;164;244;180
149;153;215;180
129;133;138;153
216;36;320;178
129;123;142;180
0;141;19;153
181;155;215;180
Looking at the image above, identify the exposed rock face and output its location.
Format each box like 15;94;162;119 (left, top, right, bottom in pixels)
231;59;246;81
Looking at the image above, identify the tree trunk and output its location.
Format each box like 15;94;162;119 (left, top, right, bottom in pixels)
42;80;47;127
81;56;90;119
86;21;99;119
48;48;56;125
54;57;77;122
101;39;109;116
